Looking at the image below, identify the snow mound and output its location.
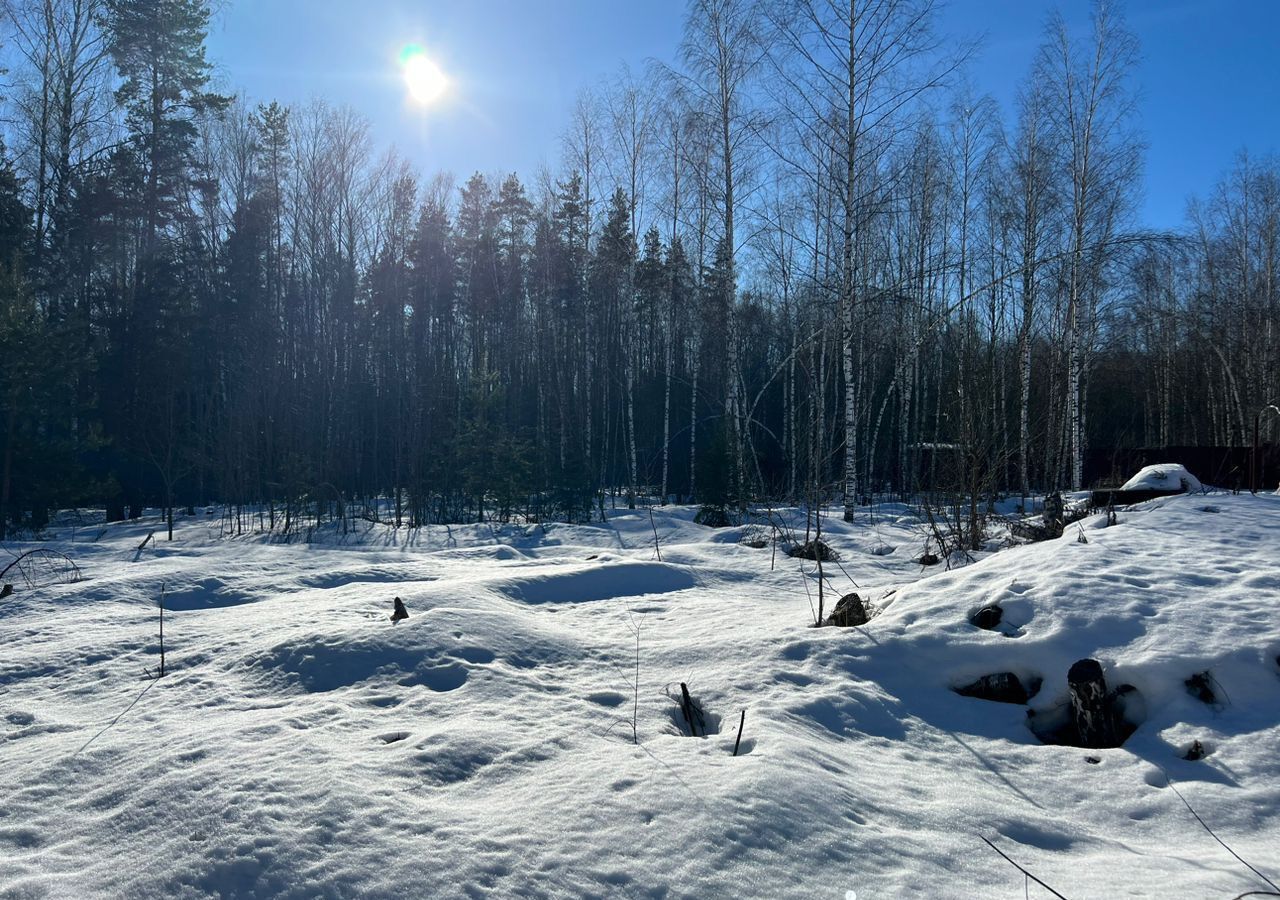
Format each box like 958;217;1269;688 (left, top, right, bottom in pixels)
488;560;695;604
2;499;1278;897
1120;463;1203;493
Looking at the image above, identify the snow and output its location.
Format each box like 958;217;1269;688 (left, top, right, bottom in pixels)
3;495;1279;898
1120;463;1204;493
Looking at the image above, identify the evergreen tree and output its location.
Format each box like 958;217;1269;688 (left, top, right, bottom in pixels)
101;0;228;533
696;239;735;507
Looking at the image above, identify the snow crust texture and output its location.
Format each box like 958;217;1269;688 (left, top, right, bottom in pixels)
1120;463;1204;493
2;494;1278;898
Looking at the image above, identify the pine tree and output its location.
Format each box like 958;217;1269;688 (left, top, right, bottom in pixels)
102;0;229;535
0;147;37;537
104;0;228;254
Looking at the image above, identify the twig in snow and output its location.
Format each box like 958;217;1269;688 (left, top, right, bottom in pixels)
133;530;154;562
629;619;640;744
799;561;816;624
74;678;160;757
769;508;778;571
635;739;704;806
1156;767;1279;894
732;709;746;756
979;835;1069;900
606;608;643;745
155;581;167;678
649;508;662;562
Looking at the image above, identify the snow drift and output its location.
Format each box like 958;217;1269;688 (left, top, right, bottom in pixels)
1120;463;1203;493
2;494;1278;897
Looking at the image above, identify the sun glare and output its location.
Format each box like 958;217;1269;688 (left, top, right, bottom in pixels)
400;46;447;105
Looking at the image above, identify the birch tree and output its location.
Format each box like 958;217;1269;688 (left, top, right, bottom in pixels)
1038;1;1139;488
765;0;960;519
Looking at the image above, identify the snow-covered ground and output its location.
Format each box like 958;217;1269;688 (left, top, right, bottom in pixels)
2;494;1279;898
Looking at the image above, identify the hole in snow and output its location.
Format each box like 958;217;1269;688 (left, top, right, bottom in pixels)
1181;739;1210;761
666;684;721;737
952;672;1041;705
1028;679;1145;749
774;671;813;687
587;690;627;708
378;731;410;744
1184;671;1218;705
969;604;1003;631
400;664;468;692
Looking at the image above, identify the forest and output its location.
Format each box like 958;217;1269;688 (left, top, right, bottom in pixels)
0;0;1277;536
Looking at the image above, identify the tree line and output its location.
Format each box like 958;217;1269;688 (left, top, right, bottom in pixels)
0;0;1276;536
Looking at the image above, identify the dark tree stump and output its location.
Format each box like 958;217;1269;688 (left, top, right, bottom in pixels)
788;539;838;562
954;672;1038;704
823;592;868;627
1043;492;1065;539
970;604;1003;630
1068;658;1118;748
694;505;731;528
391;596;409;624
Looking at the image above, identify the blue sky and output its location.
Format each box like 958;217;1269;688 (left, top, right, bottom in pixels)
207;0;1279;229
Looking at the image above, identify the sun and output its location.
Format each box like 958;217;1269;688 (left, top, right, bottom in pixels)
400;45;447;105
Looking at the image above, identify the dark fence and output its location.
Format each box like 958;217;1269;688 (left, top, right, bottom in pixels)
1084;445;1280;491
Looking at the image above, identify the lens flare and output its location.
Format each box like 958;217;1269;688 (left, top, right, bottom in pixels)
400;45;447;105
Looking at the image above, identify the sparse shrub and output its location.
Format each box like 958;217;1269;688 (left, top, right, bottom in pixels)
788;539;838;562
694;504;732;528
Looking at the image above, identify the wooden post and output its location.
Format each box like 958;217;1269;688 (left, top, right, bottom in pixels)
158;582;166;678
1253;411;1260;495
649;508;662;562
680;682;702;737
1067;658;1116;748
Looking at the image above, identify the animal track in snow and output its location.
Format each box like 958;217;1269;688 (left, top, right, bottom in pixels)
400;664;468;692
586;691;627;707
450;646;495;664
